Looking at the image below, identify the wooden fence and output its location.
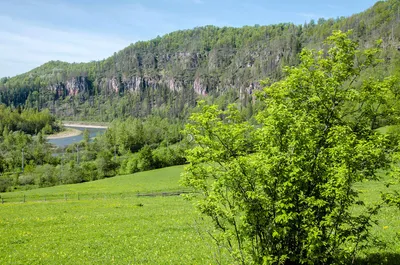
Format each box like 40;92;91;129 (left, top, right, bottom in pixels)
0;190;192;204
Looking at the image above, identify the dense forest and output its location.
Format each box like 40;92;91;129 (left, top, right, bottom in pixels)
2;0;400;193
0;105;60;135
1;0;400;121
0;112;188;192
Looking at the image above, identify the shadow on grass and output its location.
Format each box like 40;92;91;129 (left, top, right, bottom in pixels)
354;253;400;265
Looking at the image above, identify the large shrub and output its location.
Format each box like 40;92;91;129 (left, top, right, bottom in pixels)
182;31;400;264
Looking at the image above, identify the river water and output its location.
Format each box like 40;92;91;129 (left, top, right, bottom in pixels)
48;126;106;147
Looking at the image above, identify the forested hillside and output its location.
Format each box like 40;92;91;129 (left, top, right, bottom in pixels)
1;0;400;121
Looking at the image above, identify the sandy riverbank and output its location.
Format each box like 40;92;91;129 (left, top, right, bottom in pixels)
63;123;108;129
46;128;83;139
46;123;108;140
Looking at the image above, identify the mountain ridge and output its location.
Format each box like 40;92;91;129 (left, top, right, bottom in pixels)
1;0;400;121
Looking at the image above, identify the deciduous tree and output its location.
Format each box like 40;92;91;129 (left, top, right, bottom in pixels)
182;31;400;264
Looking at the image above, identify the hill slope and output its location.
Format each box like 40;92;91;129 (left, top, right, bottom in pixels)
1;0;400;121
1;165;185;202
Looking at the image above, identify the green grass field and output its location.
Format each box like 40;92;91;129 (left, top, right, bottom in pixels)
0;166;232;264
1;166;190;203
1;165;400;264
353;177;400;264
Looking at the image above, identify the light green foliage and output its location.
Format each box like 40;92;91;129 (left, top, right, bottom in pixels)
182;31;400;264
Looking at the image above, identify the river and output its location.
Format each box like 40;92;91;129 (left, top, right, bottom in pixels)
48;126;106;147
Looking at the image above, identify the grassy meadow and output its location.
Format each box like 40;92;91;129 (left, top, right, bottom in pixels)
0;166;231;264
0;165;399;264
352;176;400;264
1;166;190;203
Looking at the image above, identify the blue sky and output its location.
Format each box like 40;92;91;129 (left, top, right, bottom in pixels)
0;0;377;77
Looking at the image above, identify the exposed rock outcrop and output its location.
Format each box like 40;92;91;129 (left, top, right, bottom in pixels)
48;76;89;97
194;76;207;95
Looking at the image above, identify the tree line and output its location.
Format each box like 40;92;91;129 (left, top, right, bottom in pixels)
0;105;60;135
0;112;188;192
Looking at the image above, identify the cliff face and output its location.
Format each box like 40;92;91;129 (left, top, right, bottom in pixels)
113;46;288;95
48;76;90;97
48;45;289;98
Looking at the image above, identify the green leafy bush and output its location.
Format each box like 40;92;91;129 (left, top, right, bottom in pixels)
34;164;58;188
182;31;400;264
0;175;12;192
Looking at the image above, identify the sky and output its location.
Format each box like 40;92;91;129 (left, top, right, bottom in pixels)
0;0;378;78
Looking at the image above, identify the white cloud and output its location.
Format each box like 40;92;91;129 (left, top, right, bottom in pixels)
0;15;131;77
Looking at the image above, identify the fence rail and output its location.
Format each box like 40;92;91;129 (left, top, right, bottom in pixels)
0;190;193;204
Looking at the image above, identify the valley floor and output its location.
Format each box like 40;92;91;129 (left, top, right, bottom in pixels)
0;166;399;264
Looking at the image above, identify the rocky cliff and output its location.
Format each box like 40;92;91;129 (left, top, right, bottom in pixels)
45;43;290;98
48;76;90;97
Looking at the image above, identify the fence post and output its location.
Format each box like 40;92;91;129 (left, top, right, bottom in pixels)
77;193;80;201
44;196;46;202
23;194;26;203
1;197;3;204
64;194;67;201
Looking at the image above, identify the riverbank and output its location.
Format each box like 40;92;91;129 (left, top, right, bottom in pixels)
62;120;109;129
63;123;108;129
47;128;82;139
46;122;108;141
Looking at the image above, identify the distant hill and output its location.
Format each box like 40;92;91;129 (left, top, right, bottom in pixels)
1;0;400;121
